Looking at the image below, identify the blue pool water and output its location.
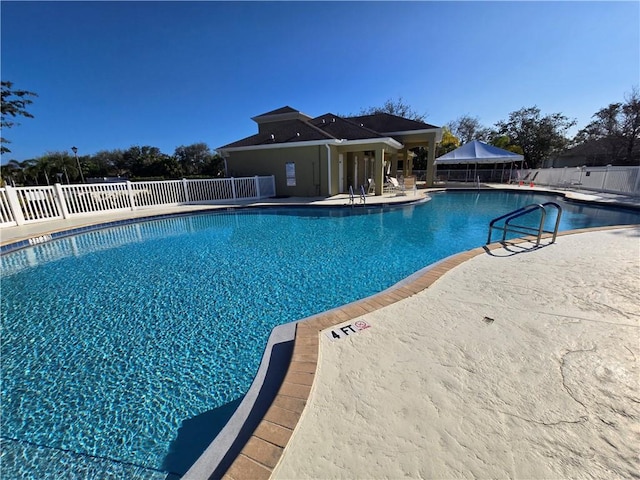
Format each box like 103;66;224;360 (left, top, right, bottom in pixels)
2;191;639;478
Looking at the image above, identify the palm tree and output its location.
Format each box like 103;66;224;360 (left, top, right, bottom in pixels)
0;159;22;186
37;151;80;184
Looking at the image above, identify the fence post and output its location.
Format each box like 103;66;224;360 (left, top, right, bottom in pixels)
271;175;276;196
231;177;237;200
634;167;640;196
601;165;609;191
53;183;70;219
560;167;568;187
4;186;26;226
182;178;190;203
255;176;261;199
126;181;137;211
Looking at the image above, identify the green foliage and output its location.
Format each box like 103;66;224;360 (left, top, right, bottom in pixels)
1;142;224;185
32;151;81;185
174;143;219;177
435;128;460;157
447;115;491;144
123;146;171;178
487;134;524;155
358;96;427;122
495;107;575;168
574;87;640;165
84;149;123;178
1;81;38;154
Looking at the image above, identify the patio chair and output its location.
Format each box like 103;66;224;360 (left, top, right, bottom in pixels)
383;176;402;194
367;178;375;194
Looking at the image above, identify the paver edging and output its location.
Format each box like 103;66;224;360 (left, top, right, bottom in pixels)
220;246;491;479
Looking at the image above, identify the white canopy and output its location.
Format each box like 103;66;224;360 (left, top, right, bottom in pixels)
435;140;524;165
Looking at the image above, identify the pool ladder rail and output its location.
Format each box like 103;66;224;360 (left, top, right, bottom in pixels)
348;185;367;206
487;202;562;246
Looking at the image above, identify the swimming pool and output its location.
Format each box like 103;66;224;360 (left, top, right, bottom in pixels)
2;191;639;478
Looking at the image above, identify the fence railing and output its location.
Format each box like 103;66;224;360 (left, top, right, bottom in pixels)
422;165;640;196
0;176;276;228
523;166;640;196
431;168;514;184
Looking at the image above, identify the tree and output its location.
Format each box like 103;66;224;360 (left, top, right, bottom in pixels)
575;87;640;165
435;128;460;158
621;87;640;163
201;153;225;177
357;96;427;121
487;134;524;156
123;145;179;179
48;151;80;183
447;115;491;144
1;81;38;154
173;143;216;176
0;159;25;186
84;149;123;178
36;151;81;184
495;107;575;168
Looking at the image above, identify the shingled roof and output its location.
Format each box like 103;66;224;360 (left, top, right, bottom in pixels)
253;106;300;117
221;119;335;148
309;114;386;141
220;107;440;149
346;112;439;133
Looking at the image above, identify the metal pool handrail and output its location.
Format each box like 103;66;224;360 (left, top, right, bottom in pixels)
487;201;562;245
348;185;366;206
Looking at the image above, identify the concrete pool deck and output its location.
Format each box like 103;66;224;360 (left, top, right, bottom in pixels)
1;186;639;479
266;226;640;480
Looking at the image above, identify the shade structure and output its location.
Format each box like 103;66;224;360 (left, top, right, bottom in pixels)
435;140;524;165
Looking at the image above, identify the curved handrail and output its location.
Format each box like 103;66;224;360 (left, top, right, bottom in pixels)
487;201;563;245
489;204;540;226
505;205;546;245
540;201;563;243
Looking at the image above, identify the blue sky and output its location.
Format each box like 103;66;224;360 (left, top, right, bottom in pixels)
1;1;638;162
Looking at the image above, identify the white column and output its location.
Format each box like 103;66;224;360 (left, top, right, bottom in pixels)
425;133;437;187
375;148;385;195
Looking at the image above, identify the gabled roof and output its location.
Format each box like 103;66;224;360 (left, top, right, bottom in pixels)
221;119;335;148
219;107;441;150
253;106;299;117
346;113;439;133
251;106;313;125
309;113;386;141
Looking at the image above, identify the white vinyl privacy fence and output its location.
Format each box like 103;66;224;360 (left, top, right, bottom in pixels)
524;166;640;195
425;165;640;196
0;176;275;228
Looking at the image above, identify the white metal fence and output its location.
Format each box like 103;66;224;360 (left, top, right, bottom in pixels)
0;176;276;228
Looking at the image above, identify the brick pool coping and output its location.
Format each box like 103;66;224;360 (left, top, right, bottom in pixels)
220;225;636;480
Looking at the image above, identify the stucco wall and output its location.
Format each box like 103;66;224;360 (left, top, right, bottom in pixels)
226;146;330;197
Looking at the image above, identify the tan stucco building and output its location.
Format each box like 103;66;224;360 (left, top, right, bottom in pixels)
218;107;443;197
